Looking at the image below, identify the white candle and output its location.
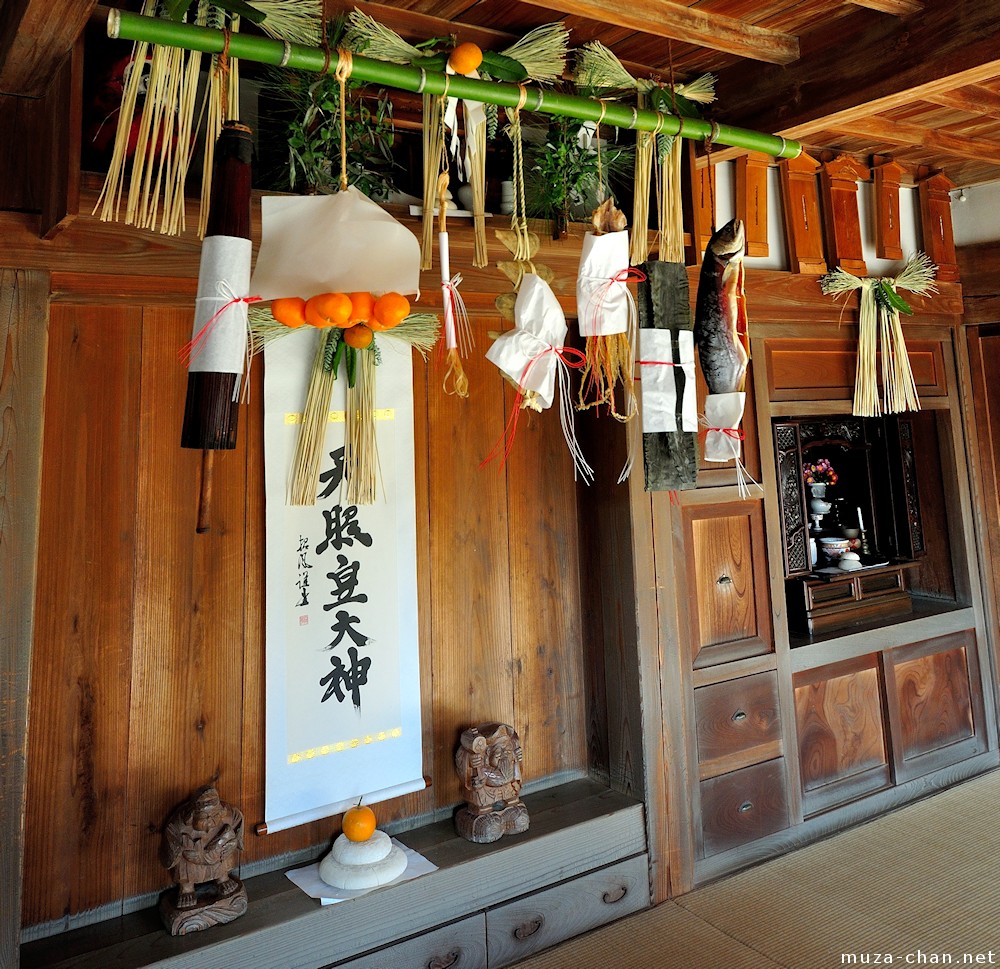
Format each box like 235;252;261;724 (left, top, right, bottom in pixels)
857;506;865;531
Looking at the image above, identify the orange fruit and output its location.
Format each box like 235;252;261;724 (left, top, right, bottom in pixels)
371;292;410;331
342;804;377;842
343;323;374;349
271;296;307;328
348;291;376;324
305;292;352;328
448;42;483;75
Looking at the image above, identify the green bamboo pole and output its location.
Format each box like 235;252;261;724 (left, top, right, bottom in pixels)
106;8;801;160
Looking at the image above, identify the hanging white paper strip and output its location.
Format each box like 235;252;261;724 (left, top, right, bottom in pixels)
263;330;424;833
189;235;252;374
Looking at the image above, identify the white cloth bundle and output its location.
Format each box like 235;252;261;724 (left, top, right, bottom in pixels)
638;329;697;433
486;274;568;409
576;230;632;337
703;392;746;462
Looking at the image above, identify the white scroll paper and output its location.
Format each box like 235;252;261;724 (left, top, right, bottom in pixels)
576;230;631;337
189;235;253;373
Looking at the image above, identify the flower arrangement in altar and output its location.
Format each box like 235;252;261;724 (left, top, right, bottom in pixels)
803;458;838;486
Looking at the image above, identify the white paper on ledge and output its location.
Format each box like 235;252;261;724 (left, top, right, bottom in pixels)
251;187;421;300
286;840;438;905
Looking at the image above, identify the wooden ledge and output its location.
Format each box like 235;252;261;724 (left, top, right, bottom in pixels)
21;780;645;969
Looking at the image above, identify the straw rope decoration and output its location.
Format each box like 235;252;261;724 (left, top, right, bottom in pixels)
95;0;321;237
470;104;489;268
506;85;532;263
345;342;380;506
421;85;448;270
819;252;937;417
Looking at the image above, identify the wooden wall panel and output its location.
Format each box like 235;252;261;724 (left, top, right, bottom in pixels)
427;349;515;808
764;337;948;402
23;303;141;924
1;268;49;965
506;385;587;782
123;307;249;900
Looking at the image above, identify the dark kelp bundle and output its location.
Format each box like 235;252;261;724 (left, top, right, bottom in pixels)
637;260;698;492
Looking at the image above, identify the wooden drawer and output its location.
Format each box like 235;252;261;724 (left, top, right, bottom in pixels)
695;672;782;779
333;914;487;969
699;759;790;857
486;854;649;967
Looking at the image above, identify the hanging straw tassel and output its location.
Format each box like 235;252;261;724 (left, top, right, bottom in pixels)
288;329;340;506
630;93;655;266
421;90;447;270
345;348;379;506
469;108;489;268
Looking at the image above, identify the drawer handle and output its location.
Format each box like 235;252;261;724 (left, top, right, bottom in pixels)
717;574;732;586
731;709;748;722
738;800;754;814
428;951;461;969
514;916;544;940
603;885;628;904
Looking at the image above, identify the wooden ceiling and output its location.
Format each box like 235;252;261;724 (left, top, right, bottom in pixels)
2;0;1000;191
327;0;1000;188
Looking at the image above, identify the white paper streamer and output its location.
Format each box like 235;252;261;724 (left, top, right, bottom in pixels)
638;329;697;433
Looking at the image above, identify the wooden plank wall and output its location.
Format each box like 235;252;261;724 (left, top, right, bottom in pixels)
0;269;49;969
12;193;594;927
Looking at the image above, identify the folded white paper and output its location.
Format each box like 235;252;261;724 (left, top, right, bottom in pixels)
576;231;631;337
638;329;697;433
250;187;421;300
189;235;252;374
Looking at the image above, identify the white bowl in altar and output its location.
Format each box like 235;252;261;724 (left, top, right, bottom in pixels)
819;537;850;561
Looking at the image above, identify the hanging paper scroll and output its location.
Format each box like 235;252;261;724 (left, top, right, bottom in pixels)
263;331;423;833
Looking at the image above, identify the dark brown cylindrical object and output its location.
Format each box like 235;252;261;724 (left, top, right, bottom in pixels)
181;121;253;451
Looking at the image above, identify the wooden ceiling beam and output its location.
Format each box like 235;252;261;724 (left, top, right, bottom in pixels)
714;0;1000;140
844;0;922;16
925;85;1000;121
828;115;1000;166
0;0;98;97
514;0;799;64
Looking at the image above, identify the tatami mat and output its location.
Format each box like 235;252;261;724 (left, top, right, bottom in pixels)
516;769;1000;969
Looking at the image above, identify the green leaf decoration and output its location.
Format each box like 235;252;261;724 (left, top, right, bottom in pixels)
345;345;358;387
480;50;529;83
324;331;345;375
877;279;914;315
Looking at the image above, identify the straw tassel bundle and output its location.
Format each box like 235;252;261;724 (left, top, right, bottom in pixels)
820;252;937;417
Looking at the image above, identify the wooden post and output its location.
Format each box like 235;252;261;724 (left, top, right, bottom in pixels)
873;158;905;261
778;151;827;274
735;151;771;258
820;154;869;277
0;268;50;969
918;171;960;282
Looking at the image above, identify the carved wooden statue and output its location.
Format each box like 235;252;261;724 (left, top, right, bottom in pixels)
159;785;248;936
454;722;529;843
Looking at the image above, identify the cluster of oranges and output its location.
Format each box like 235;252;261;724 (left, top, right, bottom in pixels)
270;291;411;350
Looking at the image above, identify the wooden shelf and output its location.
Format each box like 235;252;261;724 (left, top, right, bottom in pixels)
20;780;645;969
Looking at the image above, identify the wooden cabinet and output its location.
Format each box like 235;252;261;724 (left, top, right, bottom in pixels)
681;501;773;668
695;672;782;779
699;759;790;857
794;655;890;817
334;915;487;969
884;631;987;783
788;563;917;634
794;631;988;816
486;855;648;967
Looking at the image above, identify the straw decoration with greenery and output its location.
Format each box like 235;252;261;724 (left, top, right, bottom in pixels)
819;252;937;416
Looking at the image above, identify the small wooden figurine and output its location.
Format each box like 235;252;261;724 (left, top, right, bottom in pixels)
159;785;247;936
454;722;529;844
